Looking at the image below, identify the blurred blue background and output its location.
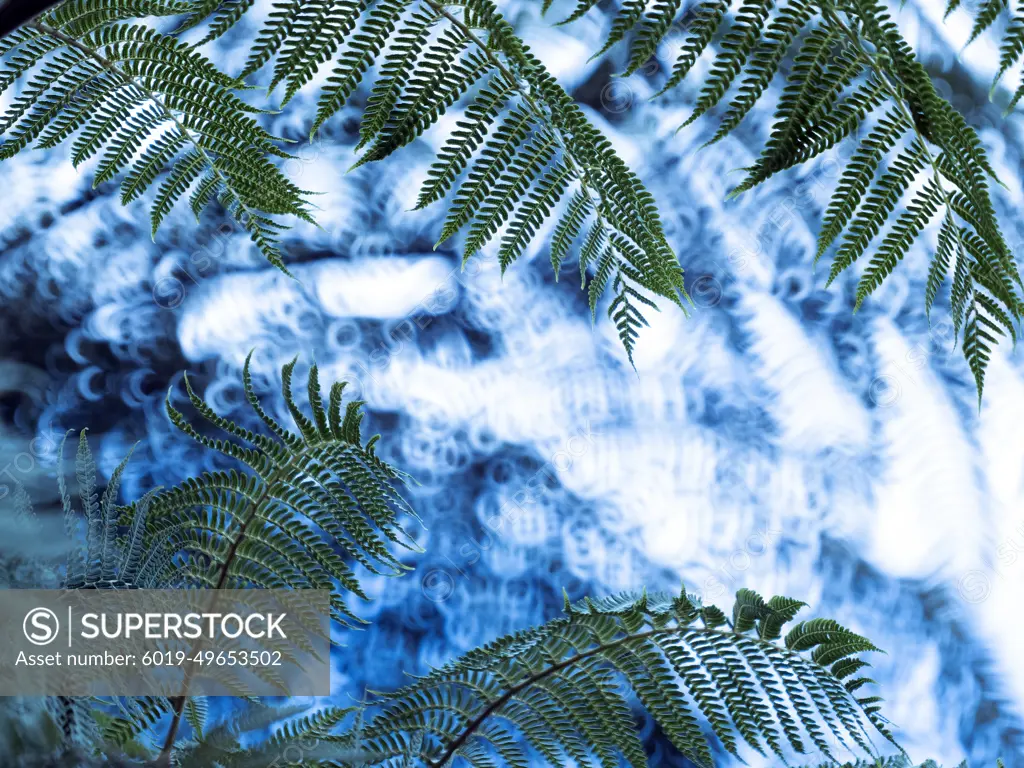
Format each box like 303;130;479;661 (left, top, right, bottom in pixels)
1;0;1023;764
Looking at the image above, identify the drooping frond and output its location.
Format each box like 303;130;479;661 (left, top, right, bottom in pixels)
0;1;315;272
550;0;1024;399
350;587;898;768
139;0;689;363
955;0;1023;107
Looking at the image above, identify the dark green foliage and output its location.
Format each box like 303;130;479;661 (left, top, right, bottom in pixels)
1;0;1019;376
550;0;1024;401
954;0;1024;106
352;587;898;768
0;0;690;364
148;351;421;623
5;354;420;763
15;353;419;640
5;424;994;767
0;0;315;272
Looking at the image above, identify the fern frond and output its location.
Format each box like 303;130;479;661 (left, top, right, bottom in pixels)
413;71;516;210
608;272;656;366
705;0;815;144
309;0;406;136
550;188;595;281
964;0;1008;50
0;10;312;270
827;142;929;287
498;162;573;271
655;0;731;96
964;290;996;404
149;352;420;609
854;179;945;309
463;128;558;262
355;7;440;152
590;0;648;62
358;587;896;768
0;0;691;363
623;0;684;77
558;0;1021;397
815;110;910;263
926;211;959;319
682;0;776;128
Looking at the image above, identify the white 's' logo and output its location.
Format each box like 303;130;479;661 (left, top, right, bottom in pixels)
23;607;59;646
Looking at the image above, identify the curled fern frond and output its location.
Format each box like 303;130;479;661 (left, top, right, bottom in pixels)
557;0;1024;399
355;586;898;768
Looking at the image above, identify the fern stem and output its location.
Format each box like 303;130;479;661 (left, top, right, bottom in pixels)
426;623;872;768
27;20;257;226
156;484;271;764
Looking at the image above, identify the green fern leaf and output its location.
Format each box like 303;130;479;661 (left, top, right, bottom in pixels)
498;162;573;270
827;142;929;287
655;0;732;96
682;0;775;127
705;0;815;144
359;587;894;768
590;0;648;62
414;71;516;210
815;110;910;263
854;179;945;309
965;0;1008;49
550;188;595;281
310;0;407;136
464;129;558;263
623;0;683;77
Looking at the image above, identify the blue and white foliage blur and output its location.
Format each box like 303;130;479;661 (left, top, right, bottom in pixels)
0;0;1022;764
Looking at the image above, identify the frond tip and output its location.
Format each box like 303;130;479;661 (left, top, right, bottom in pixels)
156;0;688;365
143;352;421;627
357;586;899;767
555;0;1023;400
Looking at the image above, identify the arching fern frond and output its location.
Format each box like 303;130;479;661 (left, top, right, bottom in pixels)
0;0;313;273
551;0;1024;400
148;0;689;364
351;586;899;768
953;0;1024;116
46;352;421;759
144;351;421;619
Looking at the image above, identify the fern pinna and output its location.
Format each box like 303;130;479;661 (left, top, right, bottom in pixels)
8;353;420;762
551;0;1024;401
0;1;317;271
7;452;993;767
350;587;898;768
954;0;1024;111
189;0;691;365
0;0;688;366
